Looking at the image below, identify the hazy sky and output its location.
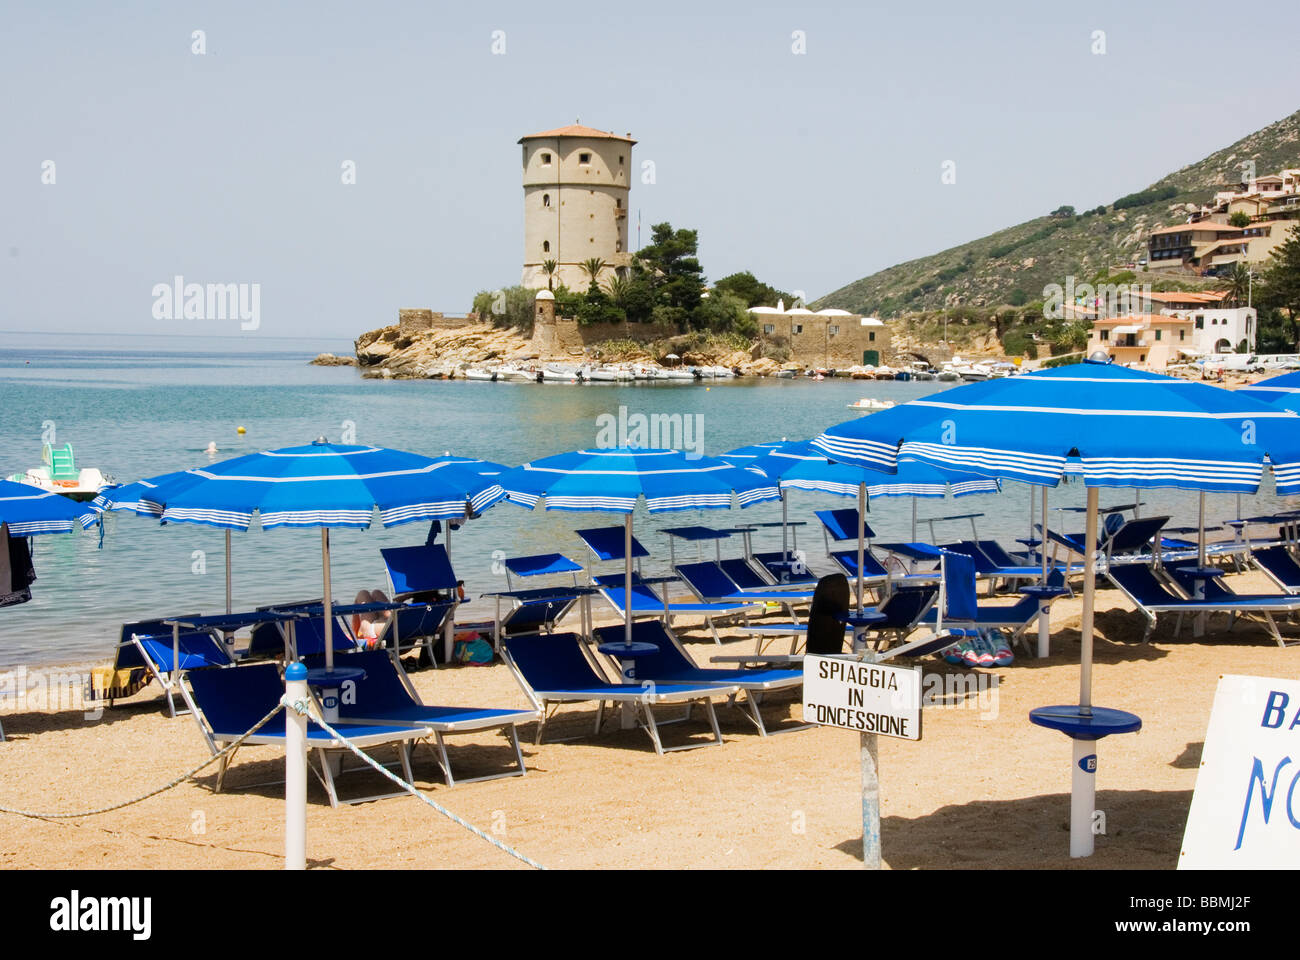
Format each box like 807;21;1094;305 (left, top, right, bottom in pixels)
2;0;1297;341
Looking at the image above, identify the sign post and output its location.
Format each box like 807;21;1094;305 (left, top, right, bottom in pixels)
803;653;922;868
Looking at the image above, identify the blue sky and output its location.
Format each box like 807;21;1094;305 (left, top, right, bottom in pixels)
2;0;1297;340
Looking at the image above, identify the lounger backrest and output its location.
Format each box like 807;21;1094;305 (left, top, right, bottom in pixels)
383;602;453;643
807;573;851;655
246;616;354;657
815;508;876;542
187;662;284;735
501;595;574;634
1166;567;1233;602
381;544;457;596
504;553;583;578
134;631;233;672
675;561;738;599
976;540;1026;568
941;551;979;621
503;632;605;690
1107;564;1180;604
830;549;889;579
1254;546;1300;588
876;586;938;630
720;558;767;590
592;621;694;675
1107;515;1171;555
947;541;996;573
302;650;417;715
575;526;649;562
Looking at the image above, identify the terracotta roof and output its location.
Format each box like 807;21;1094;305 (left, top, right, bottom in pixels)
1143;290;1230;304
519;125;637;144
1095;313;1192;325
1149;221;1243;236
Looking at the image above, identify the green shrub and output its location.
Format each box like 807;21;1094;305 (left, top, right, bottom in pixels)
1113;184;1177;210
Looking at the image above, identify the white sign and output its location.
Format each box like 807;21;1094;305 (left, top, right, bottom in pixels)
1180;674;1300;869
802;655;922;740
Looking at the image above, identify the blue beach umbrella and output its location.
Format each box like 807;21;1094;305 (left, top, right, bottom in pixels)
0;479;99;536
128;441;508;670
497;447;781;646
812;358;1300;858
725;438;1000;608
1238;370;1300;413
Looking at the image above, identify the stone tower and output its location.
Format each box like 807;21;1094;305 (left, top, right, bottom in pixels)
519;124;635;291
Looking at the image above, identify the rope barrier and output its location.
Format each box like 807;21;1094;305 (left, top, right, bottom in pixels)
302;706;545;870
0;701;284;820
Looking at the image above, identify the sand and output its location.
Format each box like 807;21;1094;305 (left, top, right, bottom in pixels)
0;569;1295;870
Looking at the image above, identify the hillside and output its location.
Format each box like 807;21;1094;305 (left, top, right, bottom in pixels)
814;108;1300;317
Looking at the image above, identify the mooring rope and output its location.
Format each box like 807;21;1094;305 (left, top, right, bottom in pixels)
0;702;284;820
302;705;545;870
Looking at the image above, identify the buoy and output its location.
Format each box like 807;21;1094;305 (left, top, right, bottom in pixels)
236;426;246;435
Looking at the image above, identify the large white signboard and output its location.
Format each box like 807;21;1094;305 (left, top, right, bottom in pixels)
1180;674;1300;869
802;656;922;740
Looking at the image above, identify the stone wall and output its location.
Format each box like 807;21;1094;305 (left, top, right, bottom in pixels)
531;317;678;356
398;309;481;336
756;314;886;366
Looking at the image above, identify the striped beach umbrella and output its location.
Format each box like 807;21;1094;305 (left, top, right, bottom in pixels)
121;441;508;670
497;447;780;646
0;479;99;536
813;358;1300;858
1238;370;1300;413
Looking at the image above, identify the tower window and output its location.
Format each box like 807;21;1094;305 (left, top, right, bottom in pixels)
542;241;550;253
616;198;622;208
793;324;803;335
540;152;552;165
828;325;840;335
619;155;624;165
579;152;591;164
616;241;622;252
542;193;550;207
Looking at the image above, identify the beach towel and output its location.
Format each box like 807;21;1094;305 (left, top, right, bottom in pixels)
0;523;35;608
84;665;151;701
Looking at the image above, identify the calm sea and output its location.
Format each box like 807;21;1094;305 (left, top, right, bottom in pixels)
0;332;1289;669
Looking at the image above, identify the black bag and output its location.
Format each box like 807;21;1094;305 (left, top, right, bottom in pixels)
805;573;851;655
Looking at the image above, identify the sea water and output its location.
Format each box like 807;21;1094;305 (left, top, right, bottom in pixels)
0;332;1292;669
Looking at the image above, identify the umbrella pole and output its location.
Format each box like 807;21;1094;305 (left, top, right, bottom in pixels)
781;491;789;562
1028;485;1035;556
322;529;333;672
624;514;633;647
1038;484;1051;658
1073;485;1099;858
856;482;866;615
225;529;232;616
445;522;455;663
911;497;917;543
1197;491;1207;567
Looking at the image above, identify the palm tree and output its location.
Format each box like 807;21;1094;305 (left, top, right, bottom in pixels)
541;259;558;291
580;257;608;291
1226;262;1252;307
606;274;630;306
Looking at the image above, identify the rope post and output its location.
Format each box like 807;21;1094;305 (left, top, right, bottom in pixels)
284;662;308;871
860;648;881;869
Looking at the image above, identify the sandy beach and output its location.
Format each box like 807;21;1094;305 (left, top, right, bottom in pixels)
0;567;1293;871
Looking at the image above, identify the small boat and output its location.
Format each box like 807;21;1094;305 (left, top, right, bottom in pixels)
936;368;961;381
847;398;896;411
7;443;111;502
893;370;912;382
656;367;698;381
909;361;936;381
542;365;582;383
495;366;534;383
462;368;497;382
872;365;897;380
583;365;630;382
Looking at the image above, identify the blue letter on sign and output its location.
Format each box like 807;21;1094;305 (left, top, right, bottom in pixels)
1262;691;1289;728
1236;756;1292;850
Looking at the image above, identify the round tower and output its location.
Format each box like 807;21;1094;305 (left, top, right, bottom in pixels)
519;124;635;291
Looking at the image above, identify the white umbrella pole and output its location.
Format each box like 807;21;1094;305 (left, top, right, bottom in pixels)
911;497;917;542
284;661;307;869
624;514;633;647
1198;492;1207;567
1072;485;1099;858
856;482;866;615
1028;485;1035;555
225;529;232;615
444;522;455;662
1038;484;1051;658
322;529;333;672
781;492;789;562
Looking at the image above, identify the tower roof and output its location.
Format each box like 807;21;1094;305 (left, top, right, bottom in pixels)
518;124;636;145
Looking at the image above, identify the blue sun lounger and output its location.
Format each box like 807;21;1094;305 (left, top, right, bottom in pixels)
115;617;238;717
481;553;591;646
1105;563;1300;646
245;610;358;660
673;561;810;617
307;649;538;786
185;661;429;807
1251;545;1300;594
501;631;737;754
380;544;462;660
591;573;762;642
593;620;807;736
